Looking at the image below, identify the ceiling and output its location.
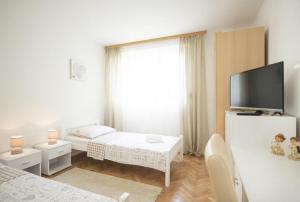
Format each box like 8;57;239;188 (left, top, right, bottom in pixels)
0;0;264;46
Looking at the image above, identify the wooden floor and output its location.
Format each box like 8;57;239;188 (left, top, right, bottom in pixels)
70;153;214;202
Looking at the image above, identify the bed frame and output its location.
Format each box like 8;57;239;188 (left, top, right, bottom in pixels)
164;135;183;186
62;123;183;187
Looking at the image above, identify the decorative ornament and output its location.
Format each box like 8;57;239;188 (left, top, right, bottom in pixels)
288;137;300;161
271;133;286;156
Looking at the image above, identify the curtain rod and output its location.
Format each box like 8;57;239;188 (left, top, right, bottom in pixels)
105;30;207;49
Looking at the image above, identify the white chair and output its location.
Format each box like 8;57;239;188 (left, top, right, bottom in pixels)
205;134;237;202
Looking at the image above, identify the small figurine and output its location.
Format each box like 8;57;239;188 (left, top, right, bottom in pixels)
288;137;300;160
271;133;286;155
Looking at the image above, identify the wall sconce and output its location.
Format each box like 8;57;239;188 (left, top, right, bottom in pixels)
48;129;58;145
10;136;24;155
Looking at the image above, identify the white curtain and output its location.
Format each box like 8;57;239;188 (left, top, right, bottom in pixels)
104;47;122;129
180;35;208;155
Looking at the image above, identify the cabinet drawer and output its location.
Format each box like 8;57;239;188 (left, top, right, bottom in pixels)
7;152;41;170
48;144;71;160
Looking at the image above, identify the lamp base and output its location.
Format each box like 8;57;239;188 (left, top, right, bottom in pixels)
48;139;57;145
11;148;22;155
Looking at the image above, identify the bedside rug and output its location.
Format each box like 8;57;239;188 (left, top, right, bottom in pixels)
51;168;162;202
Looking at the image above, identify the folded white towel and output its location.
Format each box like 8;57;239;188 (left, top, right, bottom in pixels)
146;135;164;143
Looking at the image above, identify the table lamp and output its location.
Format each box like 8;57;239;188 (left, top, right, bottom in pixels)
10;136;24;155
48;129;58;145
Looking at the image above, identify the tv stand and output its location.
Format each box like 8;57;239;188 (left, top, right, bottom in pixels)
236;110;263;116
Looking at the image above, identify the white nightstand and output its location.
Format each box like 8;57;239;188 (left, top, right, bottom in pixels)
0;148;42;176
34;140;72;176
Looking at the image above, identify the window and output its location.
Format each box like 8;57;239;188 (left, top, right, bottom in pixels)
118;39;182;136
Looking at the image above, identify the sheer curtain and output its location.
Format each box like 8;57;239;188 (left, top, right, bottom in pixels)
104;47;122;129
118;39;183;136
180;35;208;155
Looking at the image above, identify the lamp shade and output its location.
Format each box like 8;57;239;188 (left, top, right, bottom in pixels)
48;129;58;145
48;130;58;139
10;136;24;155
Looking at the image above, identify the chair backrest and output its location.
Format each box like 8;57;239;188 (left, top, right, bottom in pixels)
205;134;237;202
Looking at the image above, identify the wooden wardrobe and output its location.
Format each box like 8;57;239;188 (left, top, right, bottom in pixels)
215;27;265;137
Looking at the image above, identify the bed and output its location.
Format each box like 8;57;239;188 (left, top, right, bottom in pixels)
0;163;129;202
64;125;183;187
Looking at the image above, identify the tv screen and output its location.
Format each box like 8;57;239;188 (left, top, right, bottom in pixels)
230;62;284;112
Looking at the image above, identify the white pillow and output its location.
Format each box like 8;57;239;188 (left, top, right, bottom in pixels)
70;125;116;139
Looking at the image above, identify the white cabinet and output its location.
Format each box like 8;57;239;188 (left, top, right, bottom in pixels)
0;148;42;176
225;111;296;148
34;140;71;176
225;111;297;202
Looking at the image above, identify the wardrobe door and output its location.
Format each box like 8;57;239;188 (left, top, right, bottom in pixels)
216;27;265;137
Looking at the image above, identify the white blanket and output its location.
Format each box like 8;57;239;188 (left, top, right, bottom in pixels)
0;164;117;202
87;132;180;172
0;165;25;184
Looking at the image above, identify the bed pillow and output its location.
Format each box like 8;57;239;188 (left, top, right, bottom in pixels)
70;125;116;139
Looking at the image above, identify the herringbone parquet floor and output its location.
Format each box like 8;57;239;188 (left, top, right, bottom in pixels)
70;153;214;202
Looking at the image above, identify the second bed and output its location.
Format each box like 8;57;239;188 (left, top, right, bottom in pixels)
64;126;183;187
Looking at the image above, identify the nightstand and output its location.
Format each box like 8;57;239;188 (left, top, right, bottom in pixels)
0;148;41;176
34;140;72;176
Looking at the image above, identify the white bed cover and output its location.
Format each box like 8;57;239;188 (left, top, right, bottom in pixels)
65;132;179;153
0;164;128;202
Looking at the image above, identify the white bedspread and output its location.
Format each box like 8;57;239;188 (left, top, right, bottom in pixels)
87;132;180;172
0;164;117;202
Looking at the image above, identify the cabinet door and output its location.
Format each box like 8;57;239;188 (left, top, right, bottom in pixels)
234;165;243;202
216;27;265;137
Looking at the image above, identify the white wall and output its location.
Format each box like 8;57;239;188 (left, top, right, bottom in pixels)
0;1;105;152
252;0;300;135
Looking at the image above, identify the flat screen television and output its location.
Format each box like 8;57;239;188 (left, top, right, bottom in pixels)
230;62;284;113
